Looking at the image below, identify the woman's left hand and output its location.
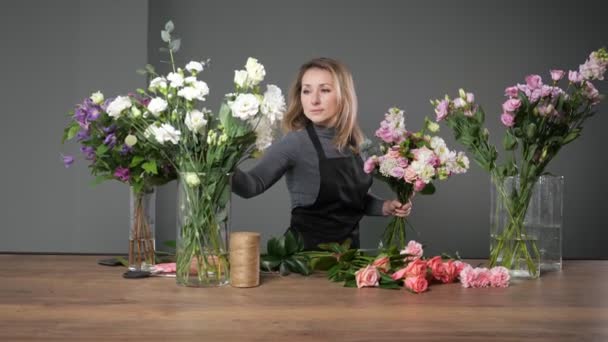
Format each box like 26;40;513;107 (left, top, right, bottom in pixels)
382;199;412;217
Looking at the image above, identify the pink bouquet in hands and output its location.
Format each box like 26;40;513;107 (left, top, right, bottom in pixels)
364;108;469;249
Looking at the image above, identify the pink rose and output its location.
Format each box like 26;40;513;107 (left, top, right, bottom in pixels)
403;259;428;278
372;256;391;273
489;266;510;288
414;179;426;192
404;167;417;183
500;112;515;127
391;267;408;281
355;265;379;288
502;99;522;113
426;256;445;281
398;157;408;168
525;74;543;89
401;240;424;261
504;86;519;98
435;99;450;121
440;260;459;284
405;276;428;294
387;146;401;159
363;156;377;174
550;69;565;81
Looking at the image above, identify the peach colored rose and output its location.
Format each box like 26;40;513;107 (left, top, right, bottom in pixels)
405;276;428;293
489;266;510;288
404;166;417;183
440;260;459;284
404;259;428;278
372;256;391;273
355;265;380;288
387;147;401;159
391;267;408;281
426;256;445;281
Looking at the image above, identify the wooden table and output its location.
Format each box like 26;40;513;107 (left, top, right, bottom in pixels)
0;255;606;341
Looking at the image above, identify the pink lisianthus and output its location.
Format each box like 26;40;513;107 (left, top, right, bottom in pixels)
401;240;424;261
550;69;565;82
583;82;600;105
414;179;426;192
405;275;428;293
355;265;380;288
364;156;378;174
371;256;391;273
489;266;510;288
568;70;583;84
435;99;450;121
525;74;543;89
505;86;519;98
500;112;515;127
502;98;522;113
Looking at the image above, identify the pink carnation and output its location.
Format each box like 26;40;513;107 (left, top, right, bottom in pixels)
489;266;510;288
355;265;380;288
401;240;424;261
459;265;476;288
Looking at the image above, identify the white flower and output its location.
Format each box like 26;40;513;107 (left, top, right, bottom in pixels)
193;81;209;100
150;123;181;145
429;136;446;150
184;76;197;85
167;72;184;88
184;172;201;187
185;110;208;133
124;134;138;147
234;70;249;88
90;91;104;105
106;96;132;118
147;97;168;117
427;121;440;133
149;77;167;91
130;106;142;118
260;84;286;124
245;57;266;85
410;160;436;183
185;61;203;74
178;87;199;101
379;157;398;177
253;116;274;150
231;93;260;120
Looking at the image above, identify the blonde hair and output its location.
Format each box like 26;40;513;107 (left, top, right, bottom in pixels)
282;57;364;152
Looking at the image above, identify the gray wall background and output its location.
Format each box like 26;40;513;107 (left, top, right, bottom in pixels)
1;0;606;259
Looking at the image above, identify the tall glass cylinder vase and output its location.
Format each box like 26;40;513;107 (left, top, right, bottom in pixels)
176;171;231;287
129;186;156;271
490;175;563;278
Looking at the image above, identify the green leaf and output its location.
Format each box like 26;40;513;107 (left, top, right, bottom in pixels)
63;124;80;143
260;255;282;271
420;182;436;195
562;130;580;145
340;239;352;251
161;30;171;42
163;240;176;249
503;131;517;151
142;161;158;175
90;174;111;186
284;230;299;255
340;249;357;262
310;256;338;271
344;279;358;288
129;156;145;167
267;236;286;258
96;144;109;157
526;123;537;140
170;39;181;52
114;256;129;267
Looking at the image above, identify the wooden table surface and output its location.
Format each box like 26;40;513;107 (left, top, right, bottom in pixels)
0;255;606;341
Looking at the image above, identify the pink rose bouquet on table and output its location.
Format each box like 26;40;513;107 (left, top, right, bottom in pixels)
432;48;608;278
364;107;469;249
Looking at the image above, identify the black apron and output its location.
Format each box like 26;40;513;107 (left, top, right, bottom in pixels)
288;123;373;251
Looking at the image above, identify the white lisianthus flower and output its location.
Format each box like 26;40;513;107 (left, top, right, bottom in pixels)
147;97;168;117
245;57;266;85
454;152;470;173
90;91;104;105
124;134;138;147
185;110;208;133
234;70;249;88
207;130;217;145
184;76;197;85
154;123;181;145
167;72;184;88
427;121;440;133
149;77;167;91
177;87;199;101
430;136;446;150
252;116;274;151
193;81;209;100
184;172;201;187
185;61;203;74
260;84;286;124
106;96;132;118
231;93;260;120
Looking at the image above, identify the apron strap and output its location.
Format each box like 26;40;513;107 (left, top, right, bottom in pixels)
305;123;327;160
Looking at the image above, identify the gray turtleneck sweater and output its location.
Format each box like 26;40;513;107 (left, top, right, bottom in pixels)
232;124;385;216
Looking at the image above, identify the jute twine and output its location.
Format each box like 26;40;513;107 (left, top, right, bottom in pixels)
229;232;260;288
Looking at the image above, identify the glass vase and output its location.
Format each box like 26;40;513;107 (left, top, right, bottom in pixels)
176;171;231;287
129;186;156;271
490;175;563;278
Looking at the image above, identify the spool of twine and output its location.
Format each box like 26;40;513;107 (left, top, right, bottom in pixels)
229;232;260;288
